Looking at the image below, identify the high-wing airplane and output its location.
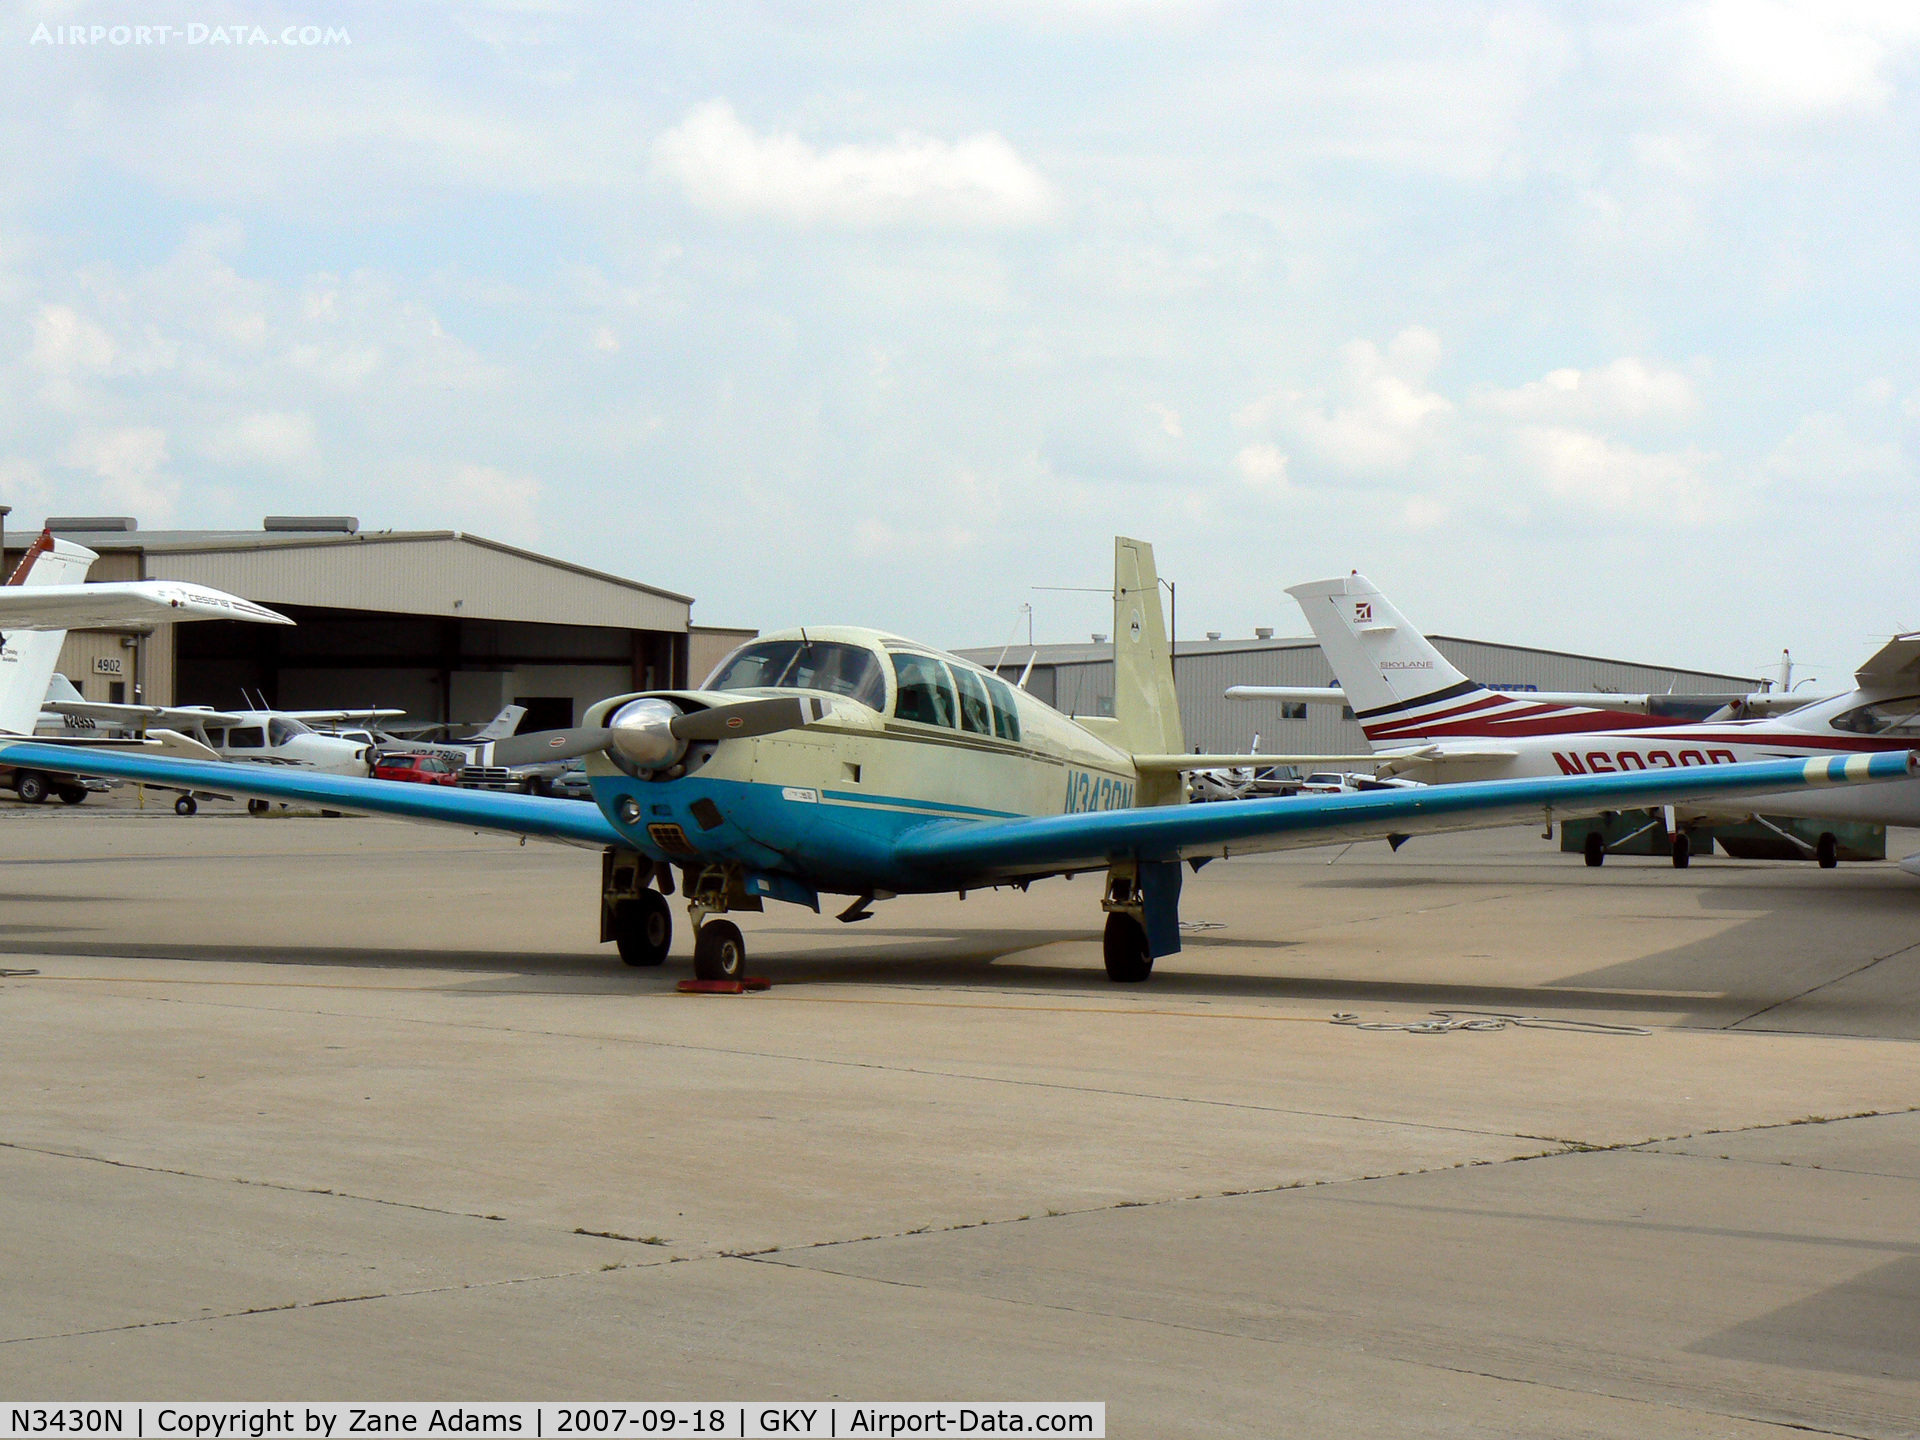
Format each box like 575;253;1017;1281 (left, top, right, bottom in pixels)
1270;572;1920;870
4;539;1910;982
38;697;374;780
1;529;290;801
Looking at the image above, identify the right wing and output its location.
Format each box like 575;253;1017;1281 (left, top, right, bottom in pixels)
0;742;620;847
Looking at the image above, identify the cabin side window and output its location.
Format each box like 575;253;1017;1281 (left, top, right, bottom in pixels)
1830;696;1920;737
227;726;265;748
952;665;994;736
890;653;957;728
983;673;1022;742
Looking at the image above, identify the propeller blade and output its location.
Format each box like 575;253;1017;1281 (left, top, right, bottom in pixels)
486;726;610;766
669;695;829;742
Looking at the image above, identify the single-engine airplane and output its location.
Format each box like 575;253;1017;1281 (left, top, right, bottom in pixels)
5;539;1912;982
1265;572;1920;870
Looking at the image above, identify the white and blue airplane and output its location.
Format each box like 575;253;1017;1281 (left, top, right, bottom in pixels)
4;538;1911;984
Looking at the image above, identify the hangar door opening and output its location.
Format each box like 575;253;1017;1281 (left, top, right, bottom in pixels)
175;606;681;726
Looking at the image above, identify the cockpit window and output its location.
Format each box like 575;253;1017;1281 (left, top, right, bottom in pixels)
890;653;957;727
1830;696;1920;737
706;640;887;711
268;717;312;747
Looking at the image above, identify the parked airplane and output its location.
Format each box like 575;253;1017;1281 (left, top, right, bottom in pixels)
1276;572;1920;869
39;697;376;778
2;529;288;802
3;540;1909;981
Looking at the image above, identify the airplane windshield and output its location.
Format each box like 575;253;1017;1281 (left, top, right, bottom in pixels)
707;640;887;711
1829;696;1920;737
268;717;314;746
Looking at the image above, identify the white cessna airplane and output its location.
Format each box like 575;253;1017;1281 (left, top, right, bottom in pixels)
5;538;1909;983
1265;573;1920;871
1;529;292;801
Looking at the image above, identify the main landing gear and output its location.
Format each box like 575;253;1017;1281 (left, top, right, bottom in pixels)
610;889;672;967
600;849;758;980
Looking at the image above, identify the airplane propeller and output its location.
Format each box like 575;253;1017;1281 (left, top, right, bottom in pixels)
487;695;830;770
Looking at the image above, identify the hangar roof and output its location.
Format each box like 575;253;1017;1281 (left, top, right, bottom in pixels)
46;527;693;633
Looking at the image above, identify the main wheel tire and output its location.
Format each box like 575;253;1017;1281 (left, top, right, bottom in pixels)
1817;832;1839;869
1102;911;1154;983
247;798;269;816
1671;832;1690;869
1583;832;1605;868
615;890;673;967
692;919;746;982
174;795;198;816
15;771;49;804
57;787;87;805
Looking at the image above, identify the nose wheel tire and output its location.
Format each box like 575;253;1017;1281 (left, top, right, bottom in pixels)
1671;832;1690;869
1583;832;1605;867
1103;912;1154;983
174;795;198;817
1817;832;1839;869
614;890;673;967
692;919;747;982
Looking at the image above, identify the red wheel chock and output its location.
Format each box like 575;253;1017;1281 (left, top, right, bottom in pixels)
675;977;772;995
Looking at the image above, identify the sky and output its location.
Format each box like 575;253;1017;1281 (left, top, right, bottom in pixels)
2;1;1917;687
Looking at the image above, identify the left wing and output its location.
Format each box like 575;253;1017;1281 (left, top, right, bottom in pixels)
0;742;620;847
894;752;1916;877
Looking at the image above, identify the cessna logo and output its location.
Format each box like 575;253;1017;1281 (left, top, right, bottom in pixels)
1354;601;1372;622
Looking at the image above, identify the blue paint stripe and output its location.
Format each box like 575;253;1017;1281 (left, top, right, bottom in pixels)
820;788;1022;820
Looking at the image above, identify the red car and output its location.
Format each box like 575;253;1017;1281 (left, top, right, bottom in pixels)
372;752;460;786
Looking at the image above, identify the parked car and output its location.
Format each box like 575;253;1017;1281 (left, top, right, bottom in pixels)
545;759;593;801
460;761;566;795
372;752;461;786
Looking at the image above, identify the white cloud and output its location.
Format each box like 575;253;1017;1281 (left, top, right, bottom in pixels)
30;306;117;376
652;100;1056;228
1508;426;1718;523
1235;442;1291;496
202;412;317;469
1474;357;1699;426
61;427;179;522
433;463;544;541
1696;0;1920;114
1249;326;1453;475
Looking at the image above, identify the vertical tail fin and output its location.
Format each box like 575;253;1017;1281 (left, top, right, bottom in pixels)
1285;574;1477;721
473;704;528;740
0;532;99;735
1112;536;1185;804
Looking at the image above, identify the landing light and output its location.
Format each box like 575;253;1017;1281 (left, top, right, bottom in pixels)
616;796;642;825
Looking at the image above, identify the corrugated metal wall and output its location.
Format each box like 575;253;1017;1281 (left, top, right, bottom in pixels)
144;536;690;632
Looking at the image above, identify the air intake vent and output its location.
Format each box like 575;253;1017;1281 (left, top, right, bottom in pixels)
263;515;358;533
45;516;137;532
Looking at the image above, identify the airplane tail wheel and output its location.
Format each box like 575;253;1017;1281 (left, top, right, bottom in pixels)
1102;912;1154;983
615;890;673;967
247;799;269;816
692;918;746;981
174;795;198;817
1671;832;1690;869
1583;832;1604;868
1817;833;1839;869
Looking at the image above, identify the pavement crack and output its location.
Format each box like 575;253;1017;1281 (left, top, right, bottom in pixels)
1726;938;1920;1029
0;1137;515;1227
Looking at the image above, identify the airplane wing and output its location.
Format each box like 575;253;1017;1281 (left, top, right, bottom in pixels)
0;582;292;630
892;752;1916;877
0;742;620;847
42;701;250;728
1133;753;1380;769
1855;633;1920;685
284;708;408;722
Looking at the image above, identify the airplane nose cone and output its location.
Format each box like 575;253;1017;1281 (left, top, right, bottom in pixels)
608;698;686;770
